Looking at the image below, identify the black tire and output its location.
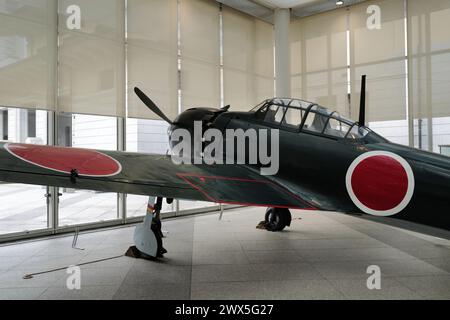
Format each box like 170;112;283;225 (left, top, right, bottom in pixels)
265;208;291;232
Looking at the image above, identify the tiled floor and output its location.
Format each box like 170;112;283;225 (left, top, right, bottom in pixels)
0;207;449;300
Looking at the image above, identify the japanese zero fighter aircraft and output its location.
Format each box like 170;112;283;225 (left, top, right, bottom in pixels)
0;75;449;258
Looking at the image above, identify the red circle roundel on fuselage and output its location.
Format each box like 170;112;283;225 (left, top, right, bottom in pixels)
351;155;408;211
6;143;121;177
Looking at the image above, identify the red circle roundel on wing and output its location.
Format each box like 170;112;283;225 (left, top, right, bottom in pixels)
6;143;121;177
351;155;408;211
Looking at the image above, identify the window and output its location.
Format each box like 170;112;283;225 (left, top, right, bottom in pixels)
302;106;330;133
254;103;269;120
324;118;351;138
250;100;268;112
440;146;450;156
264;105;285;125
126;118;177;217
0;108;48;235
0;110;8;140
347;125;369;140
57;114;119;227
282;108;303;130
27;110;36;138
223;6;274;111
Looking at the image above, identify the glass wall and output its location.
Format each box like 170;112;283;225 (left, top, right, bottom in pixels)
126;118;175;218
0;108;49;235
350;0;408;145
290;8;348;115
180;0;221;109
126;0;178;120
408;0;450;153
58;0;126;117
0;0;54;235
57;114;119;227
223;5;275;111
0;0;57;112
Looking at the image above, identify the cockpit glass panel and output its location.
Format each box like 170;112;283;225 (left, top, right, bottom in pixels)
252;98;315;113
324;118;352;138
347;125;370;139
303;112;328;133
280;98;292;106
302;106;330;133
272;98;286;106
264;105;285;125
250;100;268;112
250;99;377;141
254;104;269;120
315;105;333;116
274;108;285;123
335;113;353;124
289;100;313;110
282;108;303;129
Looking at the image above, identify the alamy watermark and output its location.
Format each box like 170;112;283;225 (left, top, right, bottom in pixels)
66;5;81;30
170;121;280;176
366;265;381;290
367;5;382;30
66;265;81;290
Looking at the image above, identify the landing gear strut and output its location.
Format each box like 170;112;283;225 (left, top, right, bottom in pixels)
263;207;292;232
126;196;170;259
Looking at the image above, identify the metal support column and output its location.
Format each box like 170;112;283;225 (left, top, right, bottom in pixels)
117;117;126;222
48;0;59;233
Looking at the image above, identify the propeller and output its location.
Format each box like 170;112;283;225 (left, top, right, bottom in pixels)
358;75;366;127
134;87;173;125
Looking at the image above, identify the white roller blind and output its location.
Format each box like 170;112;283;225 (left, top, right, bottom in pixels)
127;0;178;120
408;0;450;119
290;8;348;115
223;6;274;111
180;0;220;109
290;19;302;99
0;0;57;110
302;10;347;72
350;0;406;122
58;0;125;117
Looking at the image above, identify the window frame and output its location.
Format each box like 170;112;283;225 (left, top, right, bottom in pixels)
280;107;304;132
252;99;374;141
263;104;286;127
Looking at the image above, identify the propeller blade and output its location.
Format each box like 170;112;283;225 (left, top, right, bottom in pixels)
134;87;173;125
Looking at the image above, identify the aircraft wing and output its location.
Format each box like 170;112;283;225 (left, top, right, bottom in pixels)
0;143;316;210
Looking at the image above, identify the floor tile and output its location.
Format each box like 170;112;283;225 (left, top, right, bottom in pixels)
328;278;422;300
395;275;450;299
38;285;120;300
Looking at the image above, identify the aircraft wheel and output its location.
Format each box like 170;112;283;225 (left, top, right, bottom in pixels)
265;208;291;232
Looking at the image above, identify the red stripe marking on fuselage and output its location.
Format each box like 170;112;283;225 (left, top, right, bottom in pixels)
177;173;317;210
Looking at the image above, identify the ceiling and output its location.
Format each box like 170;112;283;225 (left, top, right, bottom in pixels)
217;0;368;22
252;0;324;9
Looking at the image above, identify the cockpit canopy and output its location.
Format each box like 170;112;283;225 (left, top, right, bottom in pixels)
251;98;381;141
